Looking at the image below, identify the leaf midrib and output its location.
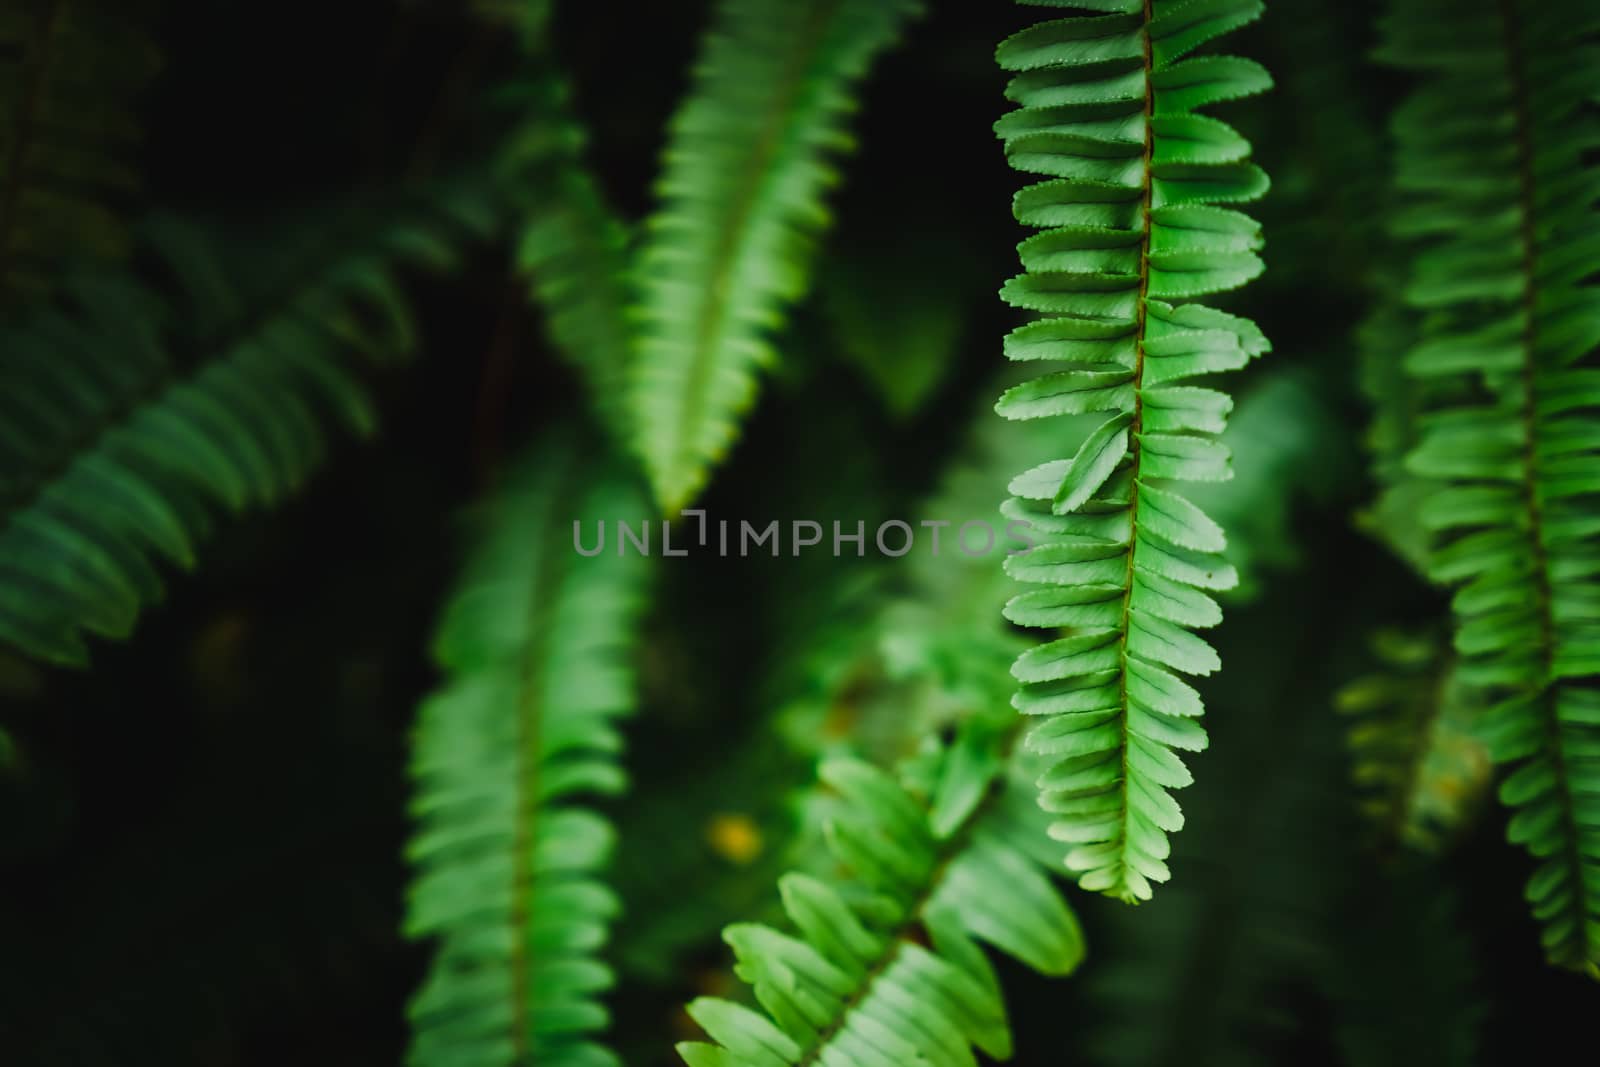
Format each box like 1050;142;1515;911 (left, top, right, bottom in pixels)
1109;0;1157;904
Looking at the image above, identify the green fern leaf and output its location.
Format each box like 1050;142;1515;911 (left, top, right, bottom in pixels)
630;0;922;512
0;191;492;666
677;724;1084;1067
994;0;1271;902
1377;0;1600;974
0;0;159;303
405;429;651;1067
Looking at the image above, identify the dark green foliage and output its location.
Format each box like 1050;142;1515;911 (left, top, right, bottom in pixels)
0;0;159;303
1375;0;1600;973
994;0;1271;903
1081;584;1342;1067
816;227;980;421
405;430;652;1067
2;3;1598;1067
1325;870;1484;1067
0;190;493;666
1356;294;1438;575
493;5;636;449
677;727;1084;1067
1187;369;1352;602
1336;628;1490;853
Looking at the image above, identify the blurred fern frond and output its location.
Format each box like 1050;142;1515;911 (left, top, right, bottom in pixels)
0;0;159;304
1376;0;1600;974
405;429;652;1067
677;723;1084;1067
0;186;493;666
630;0;922;512
994;0;1272;903
1356;292;1441;576
490;3;636;449
1336;628;1491;853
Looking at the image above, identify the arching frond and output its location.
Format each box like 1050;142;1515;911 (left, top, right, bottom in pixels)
677;725;1084;1067
1336;628;1491;853
0;187;493;666
405;430;652;1067
1376;0;1600;974
0;0;159;303
993;0;1271;902
630;0;922;512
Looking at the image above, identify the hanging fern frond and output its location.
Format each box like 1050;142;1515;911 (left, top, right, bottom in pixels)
630;0;922;512
1376;0;1600;974
1336;628;1491;854
677;722;1084;1067
0;0;159;303
993;0;1271;902
0;186;494;666
491;4;636;447
405;429;651;1067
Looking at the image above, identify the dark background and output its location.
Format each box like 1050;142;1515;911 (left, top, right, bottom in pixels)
0;1;1590;1064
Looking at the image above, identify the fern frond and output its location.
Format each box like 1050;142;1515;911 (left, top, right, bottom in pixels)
993;0;1271;902
1336;628;1491;853
0;0;159;303
0;189;492;666
630;0;922;512
677;725;1084;1067
1377;0;1600;973
405;430;651;1067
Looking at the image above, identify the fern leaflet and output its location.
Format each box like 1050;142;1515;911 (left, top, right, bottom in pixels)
994;0;1271;901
